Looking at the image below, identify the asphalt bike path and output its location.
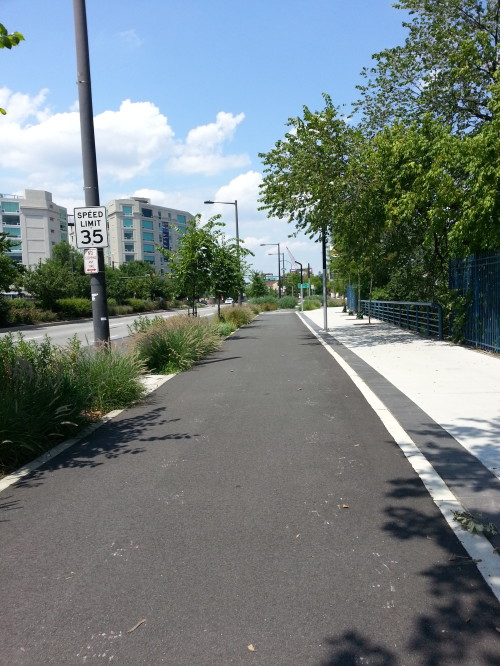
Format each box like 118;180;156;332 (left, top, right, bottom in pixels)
1;311;499;665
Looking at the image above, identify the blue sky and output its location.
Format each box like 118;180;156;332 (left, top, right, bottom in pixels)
0;0;407;275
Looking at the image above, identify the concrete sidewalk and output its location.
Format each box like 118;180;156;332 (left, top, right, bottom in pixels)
302;307;500;543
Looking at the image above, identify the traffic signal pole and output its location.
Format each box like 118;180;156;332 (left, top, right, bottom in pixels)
73;0;110;346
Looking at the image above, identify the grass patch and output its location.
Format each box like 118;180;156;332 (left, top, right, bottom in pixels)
278;295;298;309
219;305;255;328
130;315;224;374
0;334;145;475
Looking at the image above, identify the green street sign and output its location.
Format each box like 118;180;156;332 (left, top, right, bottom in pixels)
299;283;310;288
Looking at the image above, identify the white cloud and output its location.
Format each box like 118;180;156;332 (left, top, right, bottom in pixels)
167;111;250;175
95;99;175;180
118;29;142;48
0;89;250;192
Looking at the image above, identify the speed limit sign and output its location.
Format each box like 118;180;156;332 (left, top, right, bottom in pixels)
74;206;109;248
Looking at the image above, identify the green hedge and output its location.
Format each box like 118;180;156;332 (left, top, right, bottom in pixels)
55;298;92;319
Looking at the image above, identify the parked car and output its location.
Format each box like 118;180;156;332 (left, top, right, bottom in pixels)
225;297;234;304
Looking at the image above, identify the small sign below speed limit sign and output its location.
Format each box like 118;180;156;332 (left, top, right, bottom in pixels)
74;206;109;249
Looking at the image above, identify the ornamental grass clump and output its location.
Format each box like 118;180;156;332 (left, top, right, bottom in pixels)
219;305;255;328
130;314;222;374
249;296;278;311
0;333;146;475
278;295;298;309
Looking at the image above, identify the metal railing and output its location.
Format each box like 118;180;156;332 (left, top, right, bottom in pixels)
359;300;443;340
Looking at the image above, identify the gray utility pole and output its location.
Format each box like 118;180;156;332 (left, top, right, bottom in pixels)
322;229;328;331
73;0;110;346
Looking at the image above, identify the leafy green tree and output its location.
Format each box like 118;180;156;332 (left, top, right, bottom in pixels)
247;271;269;298
106;260;175;303
211;241;242;315
0;23;24;115
259;95;356;239
0;232;19;291
282;271;300;297
356;0;500;133
159;215;220;315
23;260;77;309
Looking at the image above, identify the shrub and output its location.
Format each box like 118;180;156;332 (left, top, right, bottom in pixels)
108;304;134;316
55;298;92;319
0;334;146;474
0;296;10;325
219;305;255;328
125;298;147;312
72;344;146;415
278;295;298;309
210;319;236;337
301;299;321;311
130;315;222;374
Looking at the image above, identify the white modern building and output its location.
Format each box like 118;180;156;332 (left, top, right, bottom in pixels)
105;197;194;273
0;189;68;267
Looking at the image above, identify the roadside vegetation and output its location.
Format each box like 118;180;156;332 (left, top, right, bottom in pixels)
0;305;260;477
0;334;145;474
258;1;500;338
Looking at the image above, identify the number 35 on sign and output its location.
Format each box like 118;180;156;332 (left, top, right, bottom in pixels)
74;206;109;248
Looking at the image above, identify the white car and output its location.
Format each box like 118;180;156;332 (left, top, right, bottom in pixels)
224;297;234;304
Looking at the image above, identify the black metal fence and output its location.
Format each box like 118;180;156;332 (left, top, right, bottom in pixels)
449;253;500;353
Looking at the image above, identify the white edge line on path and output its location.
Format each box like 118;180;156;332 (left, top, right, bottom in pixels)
0;373;175;494
299;313;500;603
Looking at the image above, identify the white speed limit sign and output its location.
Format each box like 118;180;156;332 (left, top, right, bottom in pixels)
74;206;109;248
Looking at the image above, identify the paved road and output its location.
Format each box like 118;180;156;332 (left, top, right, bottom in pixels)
0;305;219;347
1;311;500;665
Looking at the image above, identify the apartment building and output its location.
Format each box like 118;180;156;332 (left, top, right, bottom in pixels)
105;197;194;273
0;189;68;267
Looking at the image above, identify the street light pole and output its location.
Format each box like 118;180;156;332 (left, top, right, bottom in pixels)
260;243;281;297
204;199;242;305
296;261;304;312
73;0;110;346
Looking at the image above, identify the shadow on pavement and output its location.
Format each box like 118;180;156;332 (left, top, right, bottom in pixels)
14;406;198;489
0;494;21;522
380;474;500;664
319;631;397;665
326;325;439;349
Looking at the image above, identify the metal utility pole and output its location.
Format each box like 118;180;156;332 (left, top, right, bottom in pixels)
322;229;328;331
296;261;304;312
73;0;110;346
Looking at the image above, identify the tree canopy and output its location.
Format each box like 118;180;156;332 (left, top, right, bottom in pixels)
258;1;500;304
355;0;500;133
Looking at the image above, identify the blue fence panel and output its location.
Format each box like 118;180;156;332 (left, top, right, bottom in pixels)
449;253;500;352
359;300;443;339
346;284;357;311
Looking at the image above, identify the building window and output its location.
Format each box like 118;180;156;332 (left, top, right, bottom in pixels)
122;205;133;215
143;243;155;253
125;254;135;262
142;232;154;242
1;202;19;213
5;227;21;237
177;214;186;224
124;243;135;252
2;214;20;225
144;256;155;264
124;231;134;240
141;220;153;230
141;207;153;218
8;241;22;250
158;212;162;219
123;218;133;227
